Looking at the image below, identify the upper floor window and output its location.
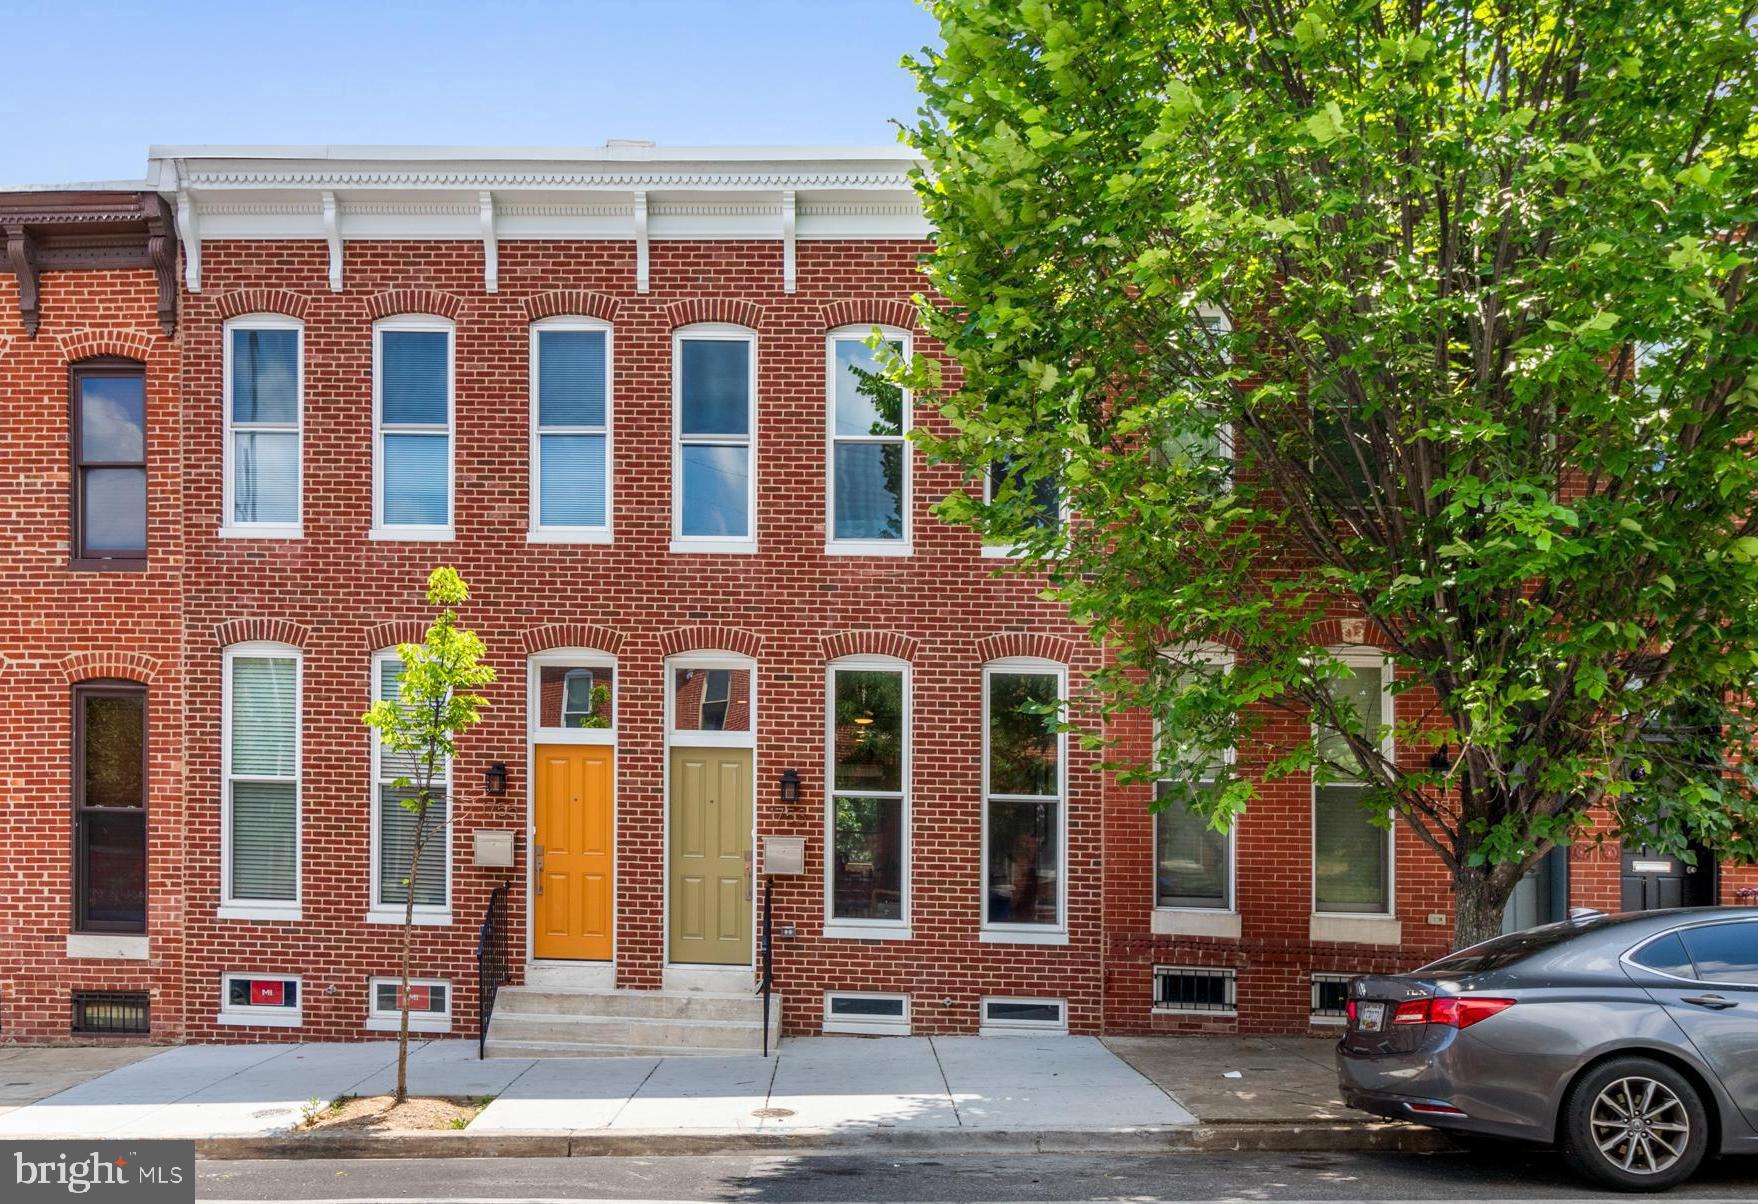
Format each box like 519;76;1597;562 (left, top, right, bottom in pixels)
982;661;1067;939
1157;307;1233;479
221;644;301;917
70;361;147;567
827;328;910;552
530;319;612;540
373;317;453;539
983;454;1062;558
672;325;756;552
73;682;147;933
224;317;302;535
1312;653;1394;916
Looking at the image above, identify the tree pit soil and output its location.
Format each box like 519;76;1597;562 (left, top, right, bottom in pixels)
299;1094;488;1133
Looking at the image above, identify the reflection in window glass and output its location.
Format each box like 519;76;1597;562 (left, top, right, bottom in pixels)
672;667;751;732
831;668;906;922
984;669;1063;927
830;335;907;542
537;665;614;730
1679;923;1758;985
676;335;753;539
73;368;148;559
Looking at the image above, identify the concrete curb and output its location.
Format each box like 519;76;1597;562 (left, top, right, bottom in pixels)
185;1120;1446;1160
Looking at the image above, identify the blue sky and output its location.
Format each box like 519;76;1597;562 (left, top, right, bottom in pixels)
0;1;939;185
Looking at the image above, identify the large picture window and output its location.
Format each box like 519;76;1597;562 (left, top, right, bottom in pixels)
223;317;302;534
827;661;908;932
672;326;756;550
982;662;1066;936
1312;655;1393;915
222;645;300;916
70;361;148;566
370;653;450;919
826;328;909;551
73;683;147;933
373;318;453;538
530;319;611;538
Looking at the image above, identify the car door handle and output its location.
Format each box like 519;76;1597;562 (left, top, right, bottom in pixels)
1681;994;1736;1010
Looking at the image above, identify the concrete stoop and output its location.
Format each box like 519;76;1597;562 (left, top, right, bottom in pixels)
483;986;783;1058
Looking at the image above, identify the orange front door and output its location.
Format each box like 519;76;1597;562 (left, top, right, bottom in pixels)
533;744;614;960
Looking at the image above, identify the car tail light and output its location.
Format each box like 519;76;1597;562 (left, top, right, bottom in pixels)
1345;998;1357;1022
1390;996;1515;1028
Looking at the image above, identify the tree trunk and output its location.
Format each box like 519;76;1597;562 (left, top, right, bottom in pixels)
1451;863;1516;951
395;797;427;1107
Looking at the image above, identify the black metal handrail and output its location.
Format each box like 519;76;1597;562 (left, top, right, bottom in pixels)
476;883;508;1059
755;876;774;1056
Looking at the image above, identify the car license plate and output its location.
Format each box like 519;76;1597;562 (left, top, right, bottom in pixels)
1358;1002;1386;1032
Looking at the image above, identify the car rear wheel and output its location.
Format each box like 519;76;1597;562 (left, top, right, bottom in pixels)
1561;1057;1709;1192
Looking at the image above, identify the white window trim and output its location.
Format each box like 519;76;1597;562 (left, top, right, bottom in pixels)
1152;964;1239;1017
371;315;456;541
217;972;303;1028
526;649;618;747
979;995;1068;1036
823;991;911;1036
980;658;1070;942
824;656;911;939
219;641;302;921
368;647;454;925
825;326;913;556
1310;645;1397;920
671;323;758;554
1154;644;1236;915
220;314;304;539
528;316;614;543
366;976;453;1033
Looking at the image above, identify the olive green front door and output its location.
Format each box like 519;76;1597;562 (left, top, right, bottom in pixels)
667;746;752;965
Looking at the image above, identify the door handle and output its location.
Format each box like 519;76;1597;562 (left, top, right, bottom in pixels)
1681;994;1736;1010
534;844;545;895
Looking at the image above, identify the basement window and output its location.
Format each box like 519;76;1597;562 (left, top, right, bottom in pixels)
218;973;302;1027
979;996;1068;1036
1310;973;1353;1023
368;978;452;1033
823;992;910;1036
71;991;149;1035
1153;966;1237;1015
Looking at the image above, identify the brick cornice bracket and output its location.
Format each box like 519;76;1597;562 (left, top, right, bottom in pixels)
60;650;159;685
521;623;626;656
665;298;762;331
975;632;1078;666
213;288;311;321
522;290;620;323
363;289;465;321
658;625;764;659
365;620;430;651
821;630;921;663
58;330;155;364
5;223;40;337
820;298;920;333
143;194;178;337
216;618;312;650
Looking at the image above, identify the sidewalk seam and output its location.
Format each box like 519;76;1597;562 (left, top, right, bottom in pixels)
600;1056;662;1130
926;1036;963;1127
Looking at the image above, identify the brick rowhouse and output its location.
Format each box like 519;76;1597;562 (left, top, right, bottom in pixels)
1;147;1753;1046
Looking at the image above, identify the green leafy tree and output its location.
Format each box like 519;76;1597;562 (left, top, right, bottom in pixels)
899;0;1758;945
361;567;494;1102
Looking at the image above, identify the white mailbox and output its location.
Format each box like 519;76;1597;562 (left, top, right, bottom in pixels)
763;835;805;876
473;829;516;868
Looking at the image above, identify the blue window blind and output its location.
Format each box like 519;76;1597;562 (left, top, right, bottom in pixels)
680;339;750;435
382;435;450;526
231;329;299;423
538;330;606;427
380;331;449;425
540;435;607;527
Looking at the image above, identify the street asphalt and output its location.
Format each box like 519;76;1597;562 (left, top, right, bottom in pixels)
195;1149;1758;1202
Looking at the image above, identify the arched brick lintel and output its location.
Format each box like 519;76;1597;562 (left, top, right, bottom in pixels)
365;620;429;652
215;618;312;650
60;650;160;685
665;298;762;331
821;298;920;333
59;330;156;363
520;623;626;656
364;289;464;321
1308;617;1395;650
657;625;763;659
523;291;620;323
974;632;1078;666
821;630;920;664
212;289;310;321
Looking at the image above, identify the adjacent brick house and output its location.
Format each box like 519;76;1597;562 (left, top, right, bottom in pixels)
1;147;1752;1048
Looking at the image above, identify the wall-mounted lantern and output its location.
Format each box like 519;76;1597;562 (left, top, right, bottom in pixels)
778;768;801;804
484;761;509;796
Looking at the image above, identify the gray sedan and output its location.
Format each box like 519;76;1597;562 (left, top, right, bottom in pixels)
1337;907;1758;1191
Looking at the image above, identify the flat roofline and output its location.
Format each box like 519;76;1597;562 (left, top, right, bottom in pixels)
0;179;154;194
148;143;920;163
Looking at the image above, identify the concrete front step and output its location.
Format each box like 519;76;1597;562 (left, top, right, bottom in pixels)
486;1012;777;1050
494;986;763;1023
482;1037;778;1059
484;986;782;1058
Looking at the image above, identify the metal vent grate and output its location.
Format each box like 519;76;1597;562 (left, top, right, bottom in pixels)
1153;966;1236;1013
1310;973;1353;1019
72;991;150;1035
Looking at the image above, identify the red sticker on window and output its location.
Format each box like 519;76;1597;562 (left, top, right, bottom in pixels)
403;986;430;1011
251;980;285;1006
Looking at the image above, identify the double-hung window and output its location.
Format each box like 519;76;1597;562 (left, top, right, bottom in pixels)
982;454;1063;558
221;644;300;918
826;660;909;936
370;652;451;921
673;325;756;552
73;682;148;933
827;328;909;552
1312;652;1394;915
1157;307;1233;480
223;316;302;535
70;361;148;567
1155;651;1234;911
982;661;1067;939
373;317;453;539
530;318;612;539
